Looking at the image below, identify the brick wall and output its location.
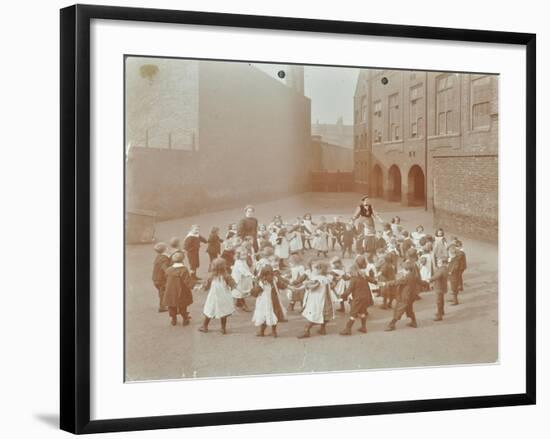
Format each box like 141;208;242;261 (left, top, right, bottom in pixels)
432;154;498;242
125;60;312;219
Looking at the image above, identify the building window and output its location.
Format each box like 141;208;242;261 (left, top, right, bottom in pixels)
410;84;424;138
471;75;492;130
388;93;400;141
373;100;382;143
436;74;456;135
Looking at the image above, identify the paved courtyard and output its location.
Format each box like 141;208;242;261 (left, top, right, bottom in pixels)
125;192;498;381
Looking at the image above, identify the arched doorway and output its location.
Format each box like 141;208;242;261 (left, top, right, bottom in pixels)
387;165;402;202
407;165;425;206
370;165;384;198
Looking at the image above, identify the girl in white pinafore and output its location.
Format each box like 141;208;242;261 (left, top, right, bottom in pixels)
199;258;236;334
231;249;254;312
250;265;288;337
298;261;335;338
313;224;330;258
273;227;290;261
288;225;304;255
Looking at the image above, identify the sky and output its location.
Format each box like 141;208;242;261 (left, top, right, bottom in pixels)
254;63;360;126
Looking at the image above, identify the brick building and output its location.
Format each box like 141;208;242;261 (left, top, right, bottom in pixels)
353;69;498;241
125;58;312;219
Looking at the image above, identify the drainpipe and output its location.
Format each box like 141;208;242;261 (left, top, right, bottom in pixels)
424;71;428;211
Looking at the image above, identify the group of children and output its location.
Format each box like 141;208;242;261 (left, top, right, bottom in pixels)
151;213;467;336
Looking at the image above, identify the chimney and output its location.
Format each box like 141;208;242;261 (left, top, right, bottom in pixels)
285;65;304;95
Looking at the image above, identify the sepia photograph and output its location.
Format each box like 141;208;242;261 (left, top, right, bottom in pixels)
124;56;499;382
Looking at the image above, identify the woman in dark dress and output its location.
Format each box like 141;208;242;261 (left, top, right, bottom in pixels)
352;195;383;255
237;204;259;253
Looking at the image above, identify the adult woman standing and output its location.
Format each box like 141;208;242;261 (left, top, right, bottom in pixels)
237;205;259;253
352;196;383;254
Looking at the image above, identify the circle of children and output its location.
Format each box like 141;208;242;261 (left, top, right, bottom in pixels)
151;202;467;339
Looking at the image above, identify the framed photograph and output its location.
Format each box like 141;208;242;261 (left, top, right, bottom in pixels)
60;4;536;434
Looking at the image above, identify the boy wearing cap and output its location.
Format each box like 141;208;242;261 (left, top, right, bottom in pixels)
454;240;467;292
428;258;449;321
152;242;170;312
447;244;461;305
383;261;422;331
164;252;194;326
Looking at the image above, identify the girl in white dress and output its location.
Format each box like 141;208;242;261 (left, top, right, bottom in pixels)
231;249;254;312
313;223;330;258
288;224;304;255
199;258;236;334
411;225;426;247
298;261;335;338
302;213;316;250
250;265;288;337
273;227;290;262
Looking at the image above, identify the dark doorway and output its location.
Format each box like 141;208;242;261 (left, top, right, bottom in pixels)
370;165;384;198
407;165;425;206
388;165;402;202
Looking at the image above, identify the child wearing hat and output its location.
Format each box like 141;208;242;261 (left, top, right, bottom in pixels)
383;261;422;331
454;240;467;292
250;265;288;337
151;242;170;312
163;252;194;326
168;237;184;263
447;244;461;306
199;258;236;334
428;257;449;321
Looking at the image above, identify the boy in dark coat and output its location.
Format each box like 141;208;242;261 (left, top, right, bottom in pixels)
341;223;355;258
163;252;194;326
152;242;170;312
383;261;425;331
206;226;223;267
375;230;387;252
183;224;207;280
339;256;377;335
329;216;346;251
378;253;396;309
428;257;449;320
400;231;413;258
447;244;461;305
454;240;467;292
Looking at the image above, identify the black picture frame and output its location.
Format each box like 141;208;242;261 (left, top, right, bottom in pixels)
60;3;536;434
